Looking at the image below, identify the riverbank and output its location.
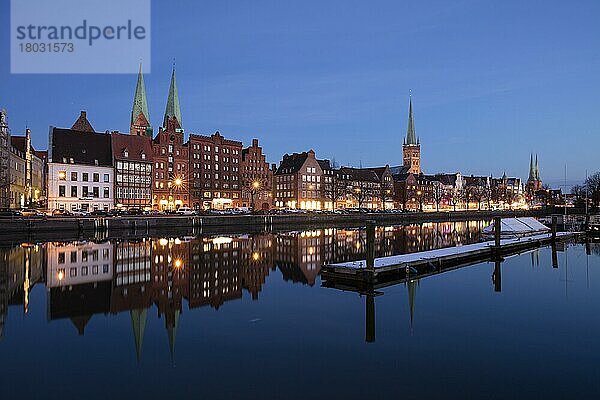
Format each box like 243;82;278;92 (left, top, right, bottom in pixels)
0;209;547;243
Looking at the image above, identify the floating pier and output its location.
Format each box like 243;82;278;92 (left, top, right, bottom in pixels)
322;217;582;292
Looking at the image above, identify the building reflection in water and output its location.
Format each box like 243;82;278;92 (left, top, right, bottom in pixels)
0;221;488;355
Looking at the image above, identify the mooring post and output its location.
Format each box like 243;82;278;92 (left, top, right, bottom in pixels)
494;216;501;248
551;215;557;241
493;260;502;292
366;220;375;273
586;239;591;256
551;242;559;269
365;293;375;343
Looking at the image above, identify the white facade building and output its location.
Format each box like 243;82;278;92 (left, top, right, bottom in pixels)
46;241;113;288
47;115;114;212
47;162;114;212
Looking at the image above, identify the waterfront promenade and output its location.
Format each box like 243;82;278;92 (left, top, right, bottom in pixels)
0;209;545;243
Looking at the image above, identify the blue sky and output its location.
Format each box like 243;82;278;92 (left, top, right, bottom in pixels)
1;0;599;187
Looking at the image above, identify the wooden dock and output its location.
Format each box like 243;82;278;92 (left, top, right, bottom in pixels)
321;230;581;293
321;217;582;343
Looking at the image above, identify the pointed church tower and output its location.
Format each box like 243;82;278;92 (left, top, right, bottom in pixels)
131;308;148;362
130;63;153;137
163;66;182;130
167;309;180;363
407;279;418;334
402;95;421;174
526;154;542;194
528;153;535;181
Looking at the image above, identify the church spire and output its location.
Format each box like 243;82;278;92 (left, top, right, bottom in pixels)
163;66;182;129
528;153;535;181
535;154;540;180
167;309;180;363
405;95;417;145
131;308;148;362
130;63;152;136
131;63;149;126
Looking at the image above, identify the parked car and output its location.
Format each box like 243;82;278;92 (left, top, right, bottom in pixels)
0;208;23;218
91;210;110;217
20;208;45;217
51;209;74;217
176;207;195;216
126;207;145;216
71;209;90;217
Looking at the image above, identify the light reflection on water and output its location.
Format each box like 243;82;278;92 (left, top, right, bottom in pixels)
1;221;598;399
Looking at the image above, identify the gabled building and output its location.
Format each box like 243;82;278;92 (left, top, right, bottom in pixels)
0;110;10;208
47;112;114;212
336;165;394;209
240;138;272;210
152;67;190;210
189;131;242;210
274;150;324;210
10;129;46;208
491;173;524;208
111;132;153;210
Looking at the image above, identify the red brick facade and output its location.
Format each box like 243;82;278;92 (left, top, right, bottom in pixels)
189;132;242;210
240;139;273;210
152;117;190;210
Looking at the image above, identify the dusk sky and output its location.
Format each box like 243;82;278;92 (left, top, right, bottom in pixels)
2;0;599;187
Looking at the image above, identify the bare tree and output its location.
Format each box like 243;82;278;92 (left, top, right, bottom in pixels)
585;172;600;210
322;160;346;210
432;182;444;211
352;180;371;209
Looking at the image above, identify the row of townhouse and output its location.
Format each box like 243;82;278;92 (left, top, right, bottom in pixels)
44;66;275;212
47;109;275;212
0;110;46;209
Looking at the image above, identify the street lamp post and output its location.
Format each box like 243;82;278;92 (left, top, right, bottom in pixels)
251;180;260;211
168;177;183;211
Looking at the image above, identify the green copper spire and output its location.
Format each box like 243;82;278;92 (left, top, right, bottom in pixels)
163;66;182;128
167;309;180;362
405;96;418;145
535;154;540;180
131;308;148;362
131;63;150;126
528;154;535;181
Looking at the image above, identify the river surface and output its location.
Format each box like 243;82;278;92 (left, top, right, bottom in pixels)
1;221;598;399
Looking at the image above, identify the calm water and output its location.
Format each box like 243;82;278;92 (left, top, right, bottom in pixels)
1;221;599;399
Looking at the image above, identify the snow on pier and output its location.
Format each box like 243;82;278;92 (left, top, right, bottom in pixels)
326;232;575;272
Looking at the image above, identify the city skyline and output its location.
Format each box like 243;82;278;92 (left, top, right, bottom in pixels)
1;1;599;185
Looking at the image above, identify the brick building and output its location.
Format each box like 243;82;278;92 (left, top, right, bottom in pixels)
240;138;272;210
152;68;190;210
189;131;242;210
274;150;324;210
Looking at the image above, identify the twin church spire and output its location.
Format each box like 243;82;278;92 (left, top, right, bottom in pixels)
130;63;182;137
528;153;540;181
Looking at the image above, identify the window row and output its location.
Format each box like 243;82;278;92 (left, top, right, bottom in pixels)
58;185;110;198
59;171;110;183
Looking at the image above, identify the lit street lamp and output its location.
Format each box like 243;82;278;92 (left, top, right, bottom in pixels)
251;180;261;211
168;177;183;211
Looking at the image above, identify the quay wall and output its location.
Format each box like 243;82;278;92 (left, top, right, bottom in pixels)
0;209;547;243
